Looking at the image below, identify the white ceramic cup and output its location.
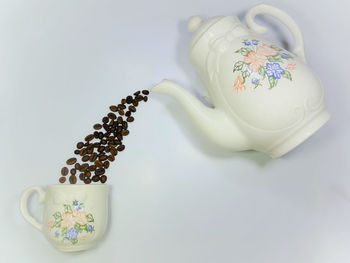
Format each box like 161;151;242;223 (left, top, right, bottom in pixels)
20;184;109;252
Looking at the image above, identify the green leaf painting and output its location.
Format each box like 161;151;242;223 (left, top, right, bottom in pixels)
268;76;278;89
233;61;244;72
282;70;292;81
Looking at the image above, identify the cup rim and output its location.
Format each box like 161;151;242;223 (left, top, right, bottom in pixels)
46;184;109;189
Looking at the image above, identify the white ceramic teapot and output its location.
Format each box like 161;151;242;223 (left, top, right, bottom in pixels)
152;4;330;158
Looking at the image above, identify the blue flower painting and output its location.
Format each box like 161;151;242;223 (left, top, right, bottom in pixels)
65;227;79;241
265;62;285;79
251;77;259;84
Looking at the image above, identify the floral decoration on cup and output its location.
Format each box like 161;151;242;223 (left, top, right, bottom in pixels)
233;39;296;90
47;200;95;244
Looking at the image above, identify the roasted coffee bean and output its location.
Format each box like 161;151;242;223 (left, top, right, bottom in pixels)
93;131;99;138
66;157;77;165
85;171;91;177
135;95;143;101
87;148;93;154
122;130;129;136
105;146;111;153
85;134;94;142
108;155;115;162
121;98;126;104
93;142;100;148
99;155;108;161
84;178;92;184
102;116;109;123
116;134;123;141
82;155;90;162
70;168;76;175
95;168;105;176
92;175;100;182
109;120;115;127
90;153;98;162
80;148;88;156
79;163;89;171
125;111;131;117
134;91;141;96
100;175;107;184
79;173;85;181
98;132;104;139
133;100;139;107
126;96;133;104
77;142;84;149
108;112;116;119
129;105;136;112
119;104;126;110
117;116;123;123
88;165;96;171
98;146;105;152
117;126;123;133
69;175;77;184
74;163;81;170
74;149;80;154
93;124;102;130
118;110;124;115
122;121;128;129
143;96;148;102
101;139;107;145
103;123;109;131
80;163;89;172
127;116;134;122
59;177;66;183
111;148;118;156
61;167;69;176
108;142;116;147
95;160;103;167
103;161;110;169
113;139;122;145
117;145;125;151
142;90;149;95
109;105;118;112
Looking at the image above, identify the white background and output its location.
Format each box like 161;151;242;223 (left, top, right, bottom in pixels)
0;0;349;262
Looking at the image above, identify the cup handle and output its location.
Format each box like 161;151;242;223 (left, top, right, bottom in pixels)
20;186;46;231
245;4;306;63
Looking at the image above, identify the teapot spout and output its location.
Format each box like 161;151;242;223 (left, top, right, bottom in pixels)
152;80;250;151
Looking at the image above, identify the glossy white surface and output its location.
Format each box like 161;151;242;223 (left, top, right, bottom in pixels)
0;0;349;262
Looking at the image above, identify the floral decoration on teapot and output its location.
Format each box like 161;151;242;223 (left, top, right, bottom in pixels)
233;39;296;91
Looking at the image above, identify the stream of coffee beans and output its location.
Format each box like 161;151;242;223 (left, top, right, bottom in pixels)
59;90;150;184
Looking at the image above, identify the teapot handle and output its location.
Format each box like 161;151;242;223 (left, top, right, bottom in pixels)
245;4;306;62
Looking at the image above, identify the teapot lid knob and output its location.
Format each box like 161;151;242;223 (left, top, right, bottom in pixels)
187;16;202;32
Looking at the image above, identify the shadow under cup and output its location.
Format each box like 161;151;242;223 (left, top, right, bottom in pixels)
20;184;109;252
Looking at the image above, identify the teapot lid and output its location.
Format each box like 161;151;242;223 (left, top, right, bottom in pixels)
187;15;244;51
